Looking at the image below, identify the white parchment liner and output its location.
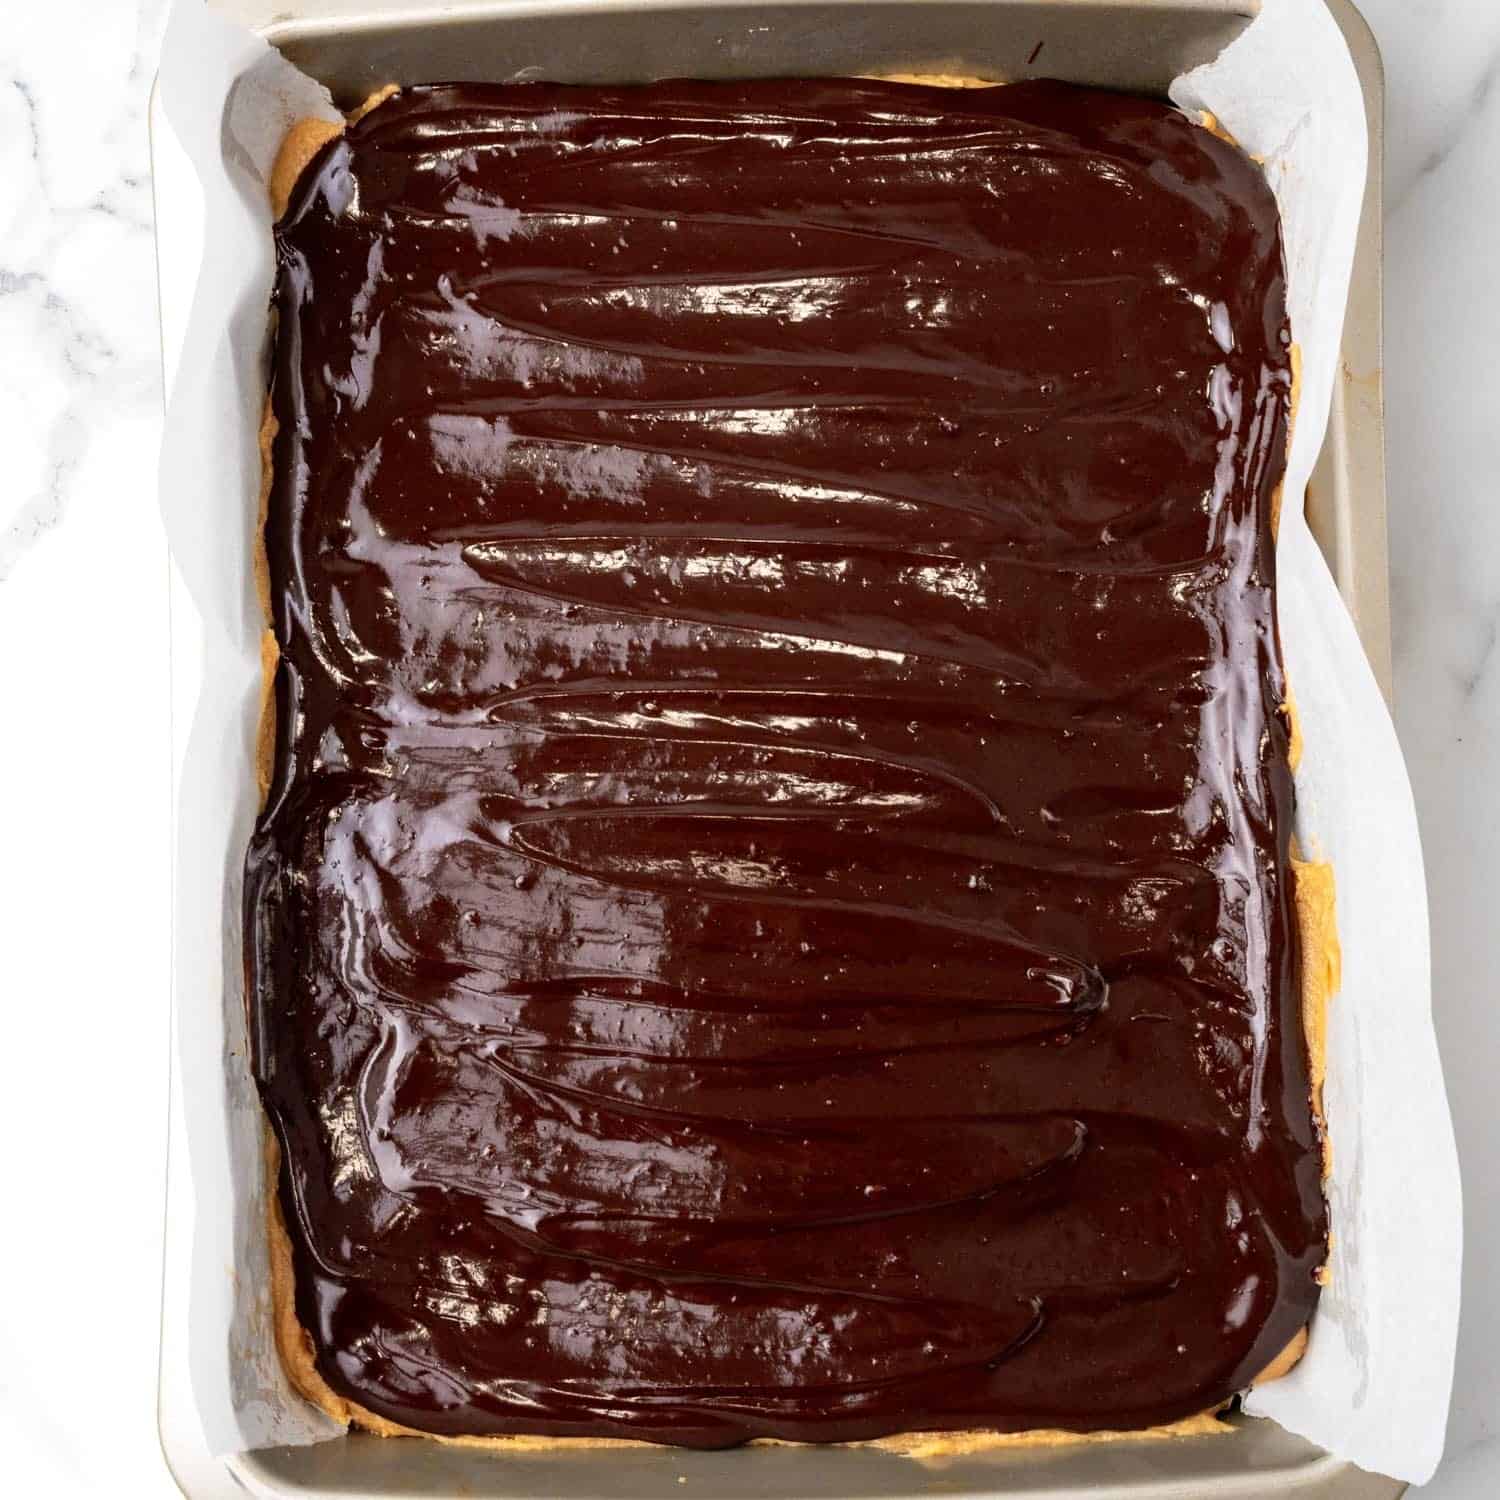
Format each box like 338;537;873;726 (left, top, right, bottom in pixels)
156;0;1461;1481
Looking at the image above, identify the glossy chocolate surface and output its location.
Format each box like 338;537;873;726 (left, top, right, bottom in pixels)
248;78;1325;1447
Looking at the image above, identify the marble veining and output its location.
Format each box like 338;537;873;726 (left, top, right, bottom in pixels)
0;1;166;580
1381;2;1500;1477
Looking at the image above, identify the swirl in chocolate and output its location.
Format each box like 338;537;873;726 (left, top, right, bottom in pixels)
248;78;1326;1447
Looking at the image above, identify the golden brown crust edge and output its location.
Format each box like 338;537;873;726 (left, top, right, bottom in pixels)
256;398;279;803
255;83;1329;1454
269;118;344;222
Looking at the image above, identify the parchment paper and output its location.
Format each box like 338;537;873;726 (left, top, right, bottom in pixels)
156;0;1461;1481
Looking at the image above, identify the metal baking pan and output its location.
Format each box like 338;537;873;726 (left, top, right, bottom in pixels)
154;0;1395;1493
208;0;1393;687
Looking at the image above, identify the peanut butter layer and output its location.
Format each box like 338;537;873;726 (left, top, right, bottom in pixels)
248;78;1326;1449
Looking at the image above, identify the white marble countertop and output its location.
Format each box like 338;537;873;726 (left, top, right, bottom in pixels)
0;1;1494;1494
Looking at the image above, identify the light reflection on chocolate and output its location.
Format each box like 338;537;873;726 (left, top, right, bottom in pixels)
247;78;1325;1448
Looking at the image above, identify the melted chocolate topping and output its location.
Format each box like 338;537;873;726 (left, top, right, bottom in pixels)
248;78;1325;1447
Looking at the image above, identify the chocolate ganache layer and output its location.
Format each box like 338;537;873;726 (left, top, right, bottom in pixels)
247;78;1327;1448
